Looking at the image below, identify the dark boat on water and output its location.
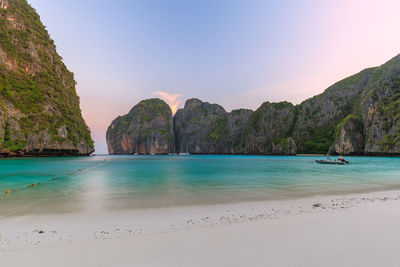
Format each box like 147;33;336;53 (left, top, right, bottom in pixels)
315;157;349;165
315;160;348;165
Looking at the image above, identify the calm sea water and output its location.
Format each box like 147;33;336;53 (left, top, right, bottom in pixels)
0;155;399;216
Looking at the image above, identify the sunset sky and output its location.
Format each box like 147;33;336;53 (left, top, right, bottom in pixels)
28;0;400;154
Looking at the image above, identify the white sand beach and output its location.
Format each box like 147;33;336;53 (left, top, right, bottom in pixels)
1;190;400;266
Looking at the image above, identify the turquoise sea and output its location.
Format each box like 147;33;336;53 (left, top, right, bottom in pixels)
0;155;400;217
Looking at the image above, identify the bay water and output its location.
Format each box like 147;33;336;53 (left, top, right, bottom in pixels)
0;155;399;217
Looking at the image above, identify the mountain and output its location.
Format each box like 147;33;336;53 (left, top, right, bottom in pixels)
333;55;400;155
0;0;93;156
106;98;174;154
107;54;400;156
173;99;295;154
174;98;253;154
292;54;400;155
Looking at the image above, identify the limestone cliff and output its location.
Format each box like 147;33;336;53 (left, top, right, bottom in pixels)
111;98;296;155
174;98;228;154
358;55;400;155
330;115;364;155
322;54;400;155
240;101;297;155
108;54;400;156
0;0;93;156
173;98;255;154
292;68;374;154
106;99;174;154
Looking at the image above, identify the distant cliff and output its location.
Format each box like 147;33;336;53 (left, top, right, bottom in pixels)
107;54;400;156
174;98;254;154
0;0;94;156
174;99;295;154
294;54;400;155
106;99;174;154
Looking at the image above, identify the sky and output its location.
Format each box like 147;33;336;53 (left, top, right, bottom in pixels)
28;0;400;154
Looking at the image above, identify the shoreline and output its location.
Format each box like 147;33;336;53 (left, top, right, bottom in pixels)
3;153;400;159
2;189;400;266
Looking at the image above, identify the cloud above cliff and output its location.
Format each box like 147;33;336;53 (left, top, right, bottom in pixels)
153;91;182;114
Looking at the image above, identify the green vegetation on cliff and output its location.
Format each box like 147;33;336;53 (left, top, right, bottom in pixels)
106;98;174;154
299;125;335;154
0;0;93;155
108;54;400;156
335;115;362;138
207;117;228;141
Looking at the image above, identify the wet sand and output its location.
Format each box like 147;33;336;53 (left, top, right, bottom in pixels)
1;190;400;266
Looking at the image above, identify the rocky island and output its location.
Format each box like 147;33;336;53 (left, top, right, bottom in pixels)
106;99;174;154
107;54;400;156
0;0;94;156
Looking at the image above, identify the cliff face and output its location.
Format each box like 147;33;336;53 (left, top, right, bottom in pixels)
173;99;297;155
240;102;296;155
107;54;400;156
174;98;228;154
173;98;254;154
331;115;364;155
225;108;254;153
110;98;296;155
242;54;400;156
327;55;400;155
0;0;93;156
293;68;374;154
359;56;400;154
106;99;174;154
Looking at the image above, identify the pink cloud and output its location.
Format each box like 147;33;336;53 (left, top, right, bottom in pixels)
153;91;182;114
